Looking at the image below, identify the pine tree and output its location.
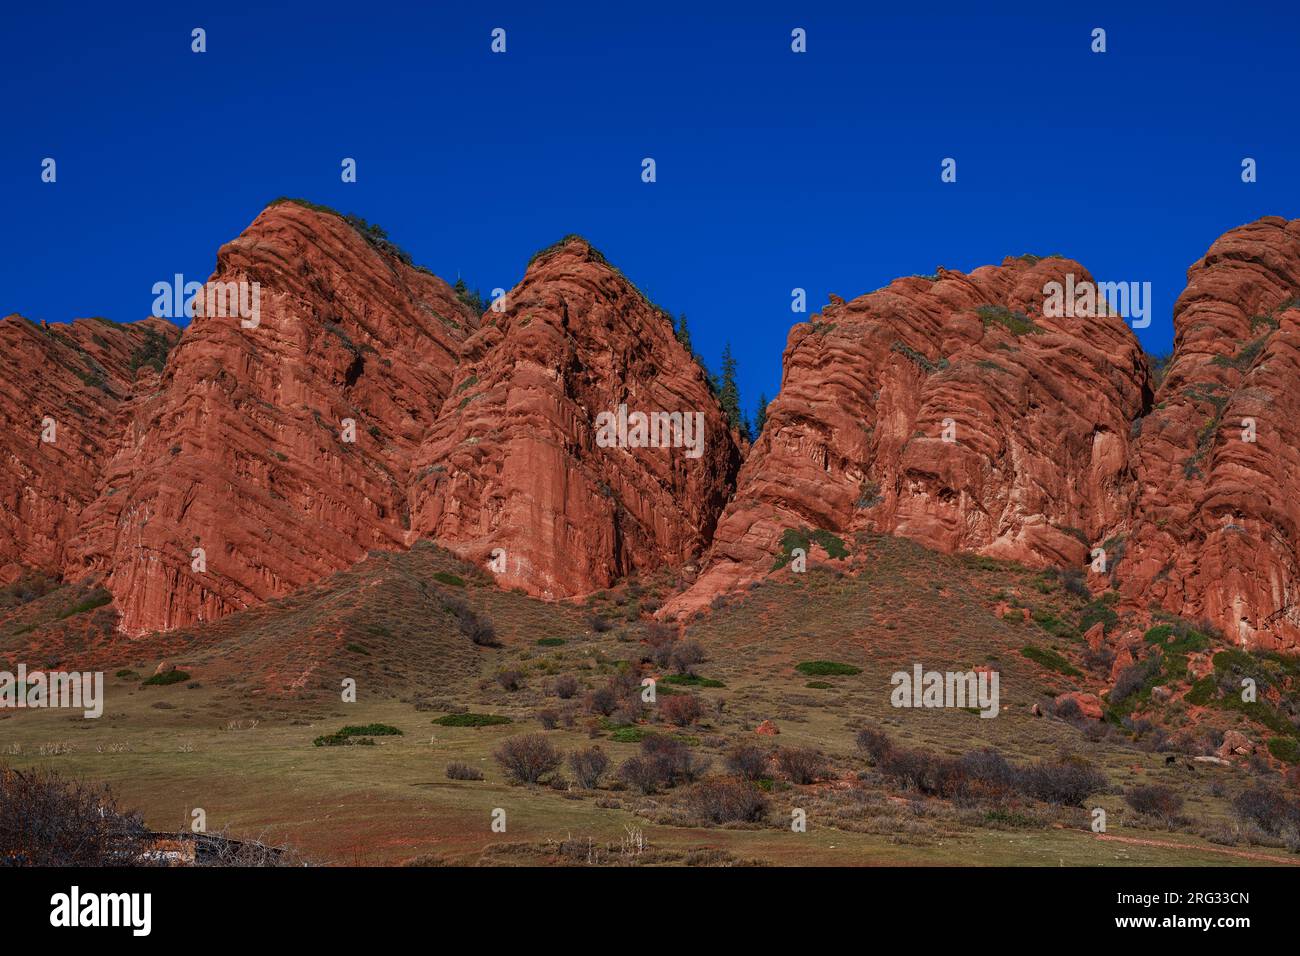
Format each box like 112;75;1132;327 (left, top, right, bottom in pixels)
719;343;750;441
676;314;693;354
754;392;769;436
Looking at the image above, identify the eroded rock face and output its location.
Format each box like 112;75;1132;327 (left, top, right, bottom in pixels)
408;237;742;598
0;314;180;582
11;207;1300;651
72;201;481;633
1119;217;1300;652
6;211;739;635
667;256;1150;617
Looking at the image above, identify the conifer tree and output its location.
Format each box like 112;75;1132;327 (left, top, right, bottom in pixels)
719;343;751;441
676;314;693;354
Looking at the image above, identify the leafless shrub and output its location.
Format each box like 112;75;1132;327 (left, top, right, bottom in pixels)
725;744;771;781
495;669;524;692
553;674;579;699
617;756;663;794
641;735;710;786
855;727;895;764
619;736;710;793
668;641;706;675
445;761;484;781
1125;784;1184;825
1111;654;1162;706
660;693;703;727
1061;568;1089;598
586;685;618;716
1018;758;1108;806
775;746;830;784
196;828;311;867
444;594;500;647
493;734;562;784
568;747;610;789
640;620;676;649
1233;786;1300;837
680;778;770;825
0;765;147;866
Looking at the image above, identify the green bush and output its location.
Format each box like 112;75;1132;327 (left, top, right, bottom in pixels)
1184;675;1216;706
432;571;465;587
1267;737;1300;763
432;713;512;728
795;660;861;676
142;670;191;686
313;733;375;747
312;723;400;747
977;304;1042;336
536;637;566;647
661;674;725;687
337;723;402;737
1078;593;1119;635
1020;645;1081;677
57;589;112;620
609;726;648;743
773;527;849;569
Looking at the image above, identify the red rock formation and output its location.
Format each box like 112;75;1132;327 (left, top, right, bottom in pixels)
10;206;1300;653
408;236;741;598
4;210;739;635
1054;691;1104;721
70;200;481;633
1119;216;1300;652
0;314;179;582
666;256;1150;617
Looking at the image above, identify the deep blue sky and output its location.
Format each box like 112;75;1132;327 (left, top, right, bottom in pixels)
3;2;1297;423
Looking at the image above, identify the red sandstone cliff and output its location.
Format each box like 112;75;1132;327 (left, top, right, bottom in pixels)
0;314;180;583
1119;216;1300;652
3;206;739;634
72;200;481;633
408;237;741;598
7;208;1300;651
664;255;1151;617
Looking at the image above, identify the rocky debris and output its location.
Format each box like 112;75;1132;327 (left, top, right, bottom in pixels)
1216;730;1255;759
1054;691;1104;720
1084;622;1106;652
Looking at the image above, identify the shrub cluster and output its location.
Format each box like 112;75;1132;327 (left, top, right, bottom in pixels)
443;594;499;647
0;767;148;866
1124;784;1184;824
856;728;1107;807
617;735;710;794
493;734;563;784
1233;785;1300;838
